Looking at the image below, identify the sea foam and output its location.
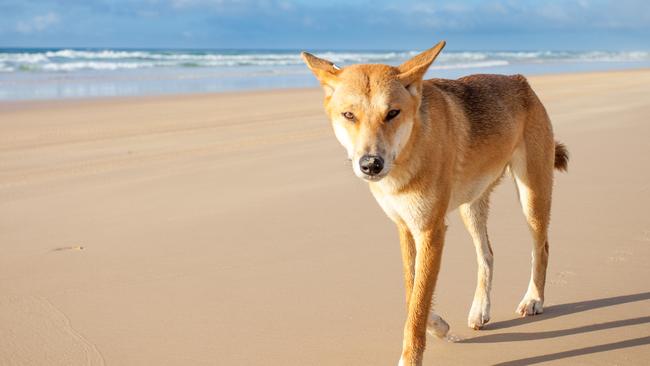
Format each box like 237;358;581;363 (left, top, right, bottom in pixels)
0;49;647;73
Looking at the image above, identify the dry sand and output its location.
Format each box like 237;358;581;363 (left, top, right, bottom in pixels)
1;69;649;365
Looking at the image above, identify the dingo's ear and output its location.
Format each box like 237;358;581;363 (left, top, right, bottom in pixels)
398;41;445;95
301;52;341;96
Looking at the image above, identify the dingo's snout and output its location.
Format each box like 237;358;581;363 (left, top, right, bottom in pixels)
359;154;384;178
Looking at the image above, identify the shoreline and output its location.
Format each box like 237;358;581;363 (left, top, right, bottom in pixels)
2;66;649;105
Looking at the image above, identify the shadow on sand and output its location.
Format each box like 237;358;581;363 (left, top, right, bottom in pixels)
463;315;650;343
458;292;650;365
492;336;650;366
483;292;650;332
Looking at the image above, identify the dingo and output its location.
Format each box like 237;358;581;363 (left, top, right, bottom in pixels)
301;41;568;365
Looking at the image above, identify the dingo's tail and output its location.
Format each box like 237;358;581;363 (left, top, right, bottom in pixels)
554;141;569;172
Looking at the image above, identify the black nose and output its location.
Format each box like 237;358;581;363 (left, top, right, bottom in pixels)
359;155;384;176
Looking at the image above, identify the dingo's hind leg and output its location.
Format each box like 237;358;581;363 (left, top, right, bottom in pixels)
510;130;554;316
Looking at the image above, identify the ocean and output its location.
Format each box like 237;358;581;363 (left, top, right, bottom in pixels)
1;48;649;100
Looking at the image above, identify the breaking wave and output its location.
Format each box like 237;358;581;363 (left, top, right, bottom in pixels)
1;48;649;73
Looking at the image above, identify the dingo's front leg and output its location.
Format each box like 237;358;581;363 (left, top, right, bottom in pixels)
398;224;416;306
398;223;449;339
459;194;494;330
398;223;446;366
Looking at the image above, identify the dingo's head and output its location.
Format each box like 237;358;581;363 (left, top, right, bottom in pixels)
301;41;445;182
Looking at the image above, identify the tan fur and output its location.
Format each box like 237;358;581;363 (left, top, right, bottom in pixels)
302;41;568;366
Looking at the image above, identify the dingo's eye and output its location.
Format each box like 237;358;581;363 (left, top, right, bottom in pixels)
342;111;355;121
386;109;401;121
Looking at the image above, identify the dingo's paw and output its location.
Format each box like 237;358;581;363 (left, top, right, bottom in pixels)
468;299;490;329
516;297;543;316
426;314;450;339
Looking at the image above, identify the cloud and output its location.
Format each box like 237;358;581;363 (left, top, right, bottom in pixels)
1;0;648;49
169;0;295;13
387;0;650;32
16;12;60;34
170;0;253;9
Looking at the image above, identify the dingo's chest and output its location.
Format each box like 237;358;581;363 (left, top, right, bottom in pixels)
371;189;432;234
370;167;504;234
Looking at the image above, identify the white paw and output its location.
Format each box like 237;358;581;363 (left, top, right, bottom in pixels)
426;313;450;339
468;299;490;329
516;297;544;316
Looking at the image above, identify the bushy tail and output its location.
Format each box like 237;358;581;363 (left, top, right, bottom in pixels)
554;141;569;172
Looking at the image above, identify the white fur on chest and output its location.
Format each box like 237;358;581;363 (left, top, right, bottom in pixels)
371;188;431;235
448;169;504;210
371;167;503;234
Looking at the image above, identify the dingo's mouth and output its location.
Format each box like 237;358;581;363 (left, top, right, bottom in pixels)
359;172;388;182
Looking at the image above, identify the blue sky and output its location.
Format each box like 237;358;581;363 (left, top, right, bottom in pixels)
1;0;649;50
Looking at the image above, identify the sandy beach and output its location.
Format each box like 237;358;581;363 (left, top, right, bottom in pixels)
1;69;650;365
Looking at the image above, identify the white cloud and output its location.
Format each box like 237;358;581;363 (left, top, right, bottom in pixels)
16;12;60;34
170;0;240;8
169;0;294;11
386;0;650;32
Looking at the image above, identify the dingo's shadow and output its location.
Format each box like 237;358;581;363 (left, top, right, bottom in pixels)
482;292;650;332
458;292;650;365
462;315;650;343
491;336;650;365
